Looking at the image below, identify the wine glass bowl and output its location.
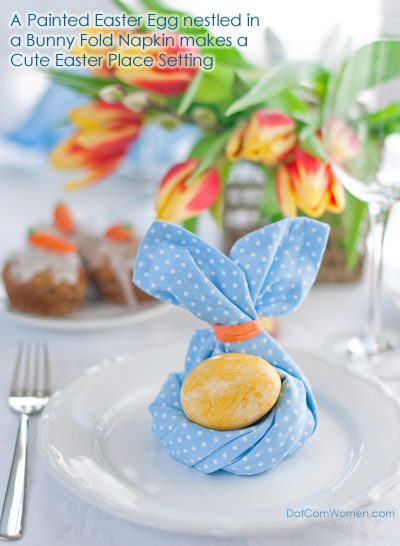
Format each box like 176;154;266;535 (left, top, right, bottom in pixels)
323;25;400;363
325;40;400;203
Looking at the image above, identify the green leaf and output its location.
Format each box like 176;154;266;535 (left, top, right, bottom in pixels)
182;217;198;233
359;103;400;132
298;128;327;162
185;154;232;229
343;192;367;270
333;41;400;117
217;157;233;183
200;45;250;68
232;71;252;100
180;67;235;106
187;132;230;183
210;190;224;229
265;90;312;121
47;69;120;97
226;61;329;116
384;119;400;134
110;0;136;15
177;71;204;115
259;166;284;222
195;67;235;103
189;134;217;159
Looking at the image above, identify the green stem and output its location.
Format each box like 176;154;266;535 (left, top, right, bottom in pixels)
182;217;199;233
147;99;225;133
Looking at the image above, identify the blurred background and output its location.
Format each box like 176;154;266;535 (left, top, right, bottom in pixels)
1;0;399;296
0;0;388;132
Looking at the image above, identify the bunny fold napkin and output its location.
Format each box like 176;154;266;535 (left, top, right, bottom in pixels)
134;218;329;475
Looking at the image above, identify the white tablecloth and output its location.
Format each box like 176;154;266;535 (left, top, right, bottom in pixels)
0;282;400;546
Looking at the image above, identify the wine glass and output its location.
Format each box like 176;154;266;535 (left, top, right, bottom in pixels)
323;20;400;365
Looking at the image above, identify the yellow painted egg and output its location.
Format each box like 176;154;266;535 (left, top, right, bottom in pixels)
180;353;281;431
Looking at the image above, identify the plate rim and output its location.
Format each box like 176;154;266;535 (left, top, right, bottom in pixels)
0;300;171;331
37;347;400;536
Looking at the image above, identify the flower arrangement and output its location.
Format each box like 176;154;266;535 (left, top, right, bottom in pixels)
49;0;367;272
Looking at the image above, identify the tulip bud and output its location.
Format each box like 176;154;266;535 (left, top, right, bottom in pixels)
115;33;199;96
226;109;296;166
226;122;248;162
50;100;143;190
99;84;124;104
122;92;149;111
156;159;221;222
191;107;217;130
275;148;345;218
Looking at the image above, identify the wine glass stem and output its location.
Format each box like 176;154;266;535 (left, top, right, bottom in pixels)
366;202;389;342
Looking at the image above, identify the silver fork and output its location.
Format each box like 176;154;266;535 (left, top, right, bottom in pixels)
0;342;51;541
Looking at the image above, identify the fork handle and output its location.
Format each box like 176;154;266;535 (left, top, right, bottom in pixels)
0;414;29;540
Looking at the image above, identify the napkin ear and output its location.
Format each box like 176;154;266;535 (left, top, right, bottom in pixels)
133;221;257;324
229;218;329;317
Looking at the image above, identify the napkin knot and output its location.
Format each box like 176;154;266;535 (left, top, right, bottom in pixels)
213;318;263;342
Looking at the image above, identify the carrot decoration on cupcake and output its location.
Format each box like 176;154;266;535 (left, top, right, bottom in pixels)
54;203;75;235
89;222;150;306
104;223;136;242
28;230;77;254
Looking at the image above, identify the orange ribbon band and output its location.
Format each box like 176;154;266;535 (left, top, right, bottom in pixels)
213;318;263;343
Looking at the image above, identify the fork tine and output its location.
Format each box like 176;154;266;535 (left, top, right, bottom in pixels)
22;342;32;396
43;341;51;396
11;341;51;398
33;342;40;395
10;342;24;396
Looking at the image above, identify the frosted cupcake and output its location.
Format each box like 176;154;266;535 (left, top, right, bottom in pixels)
2;230;87;316
90;223;152;306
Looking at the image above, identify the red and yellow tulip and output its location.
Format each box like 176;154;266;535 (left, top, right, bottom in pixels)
226;109;297;166
114;34;199;96
276;148;345;218
71;27;123;77
156;159;221;222
50;100;143;190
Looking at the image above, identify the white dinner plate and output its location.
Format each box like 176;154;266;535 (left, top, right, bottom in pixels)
0;283;170;330
38;346;400;536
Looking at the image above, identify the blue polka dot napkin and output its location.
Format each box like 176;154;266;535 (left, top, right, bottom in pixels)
133;218;329;475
